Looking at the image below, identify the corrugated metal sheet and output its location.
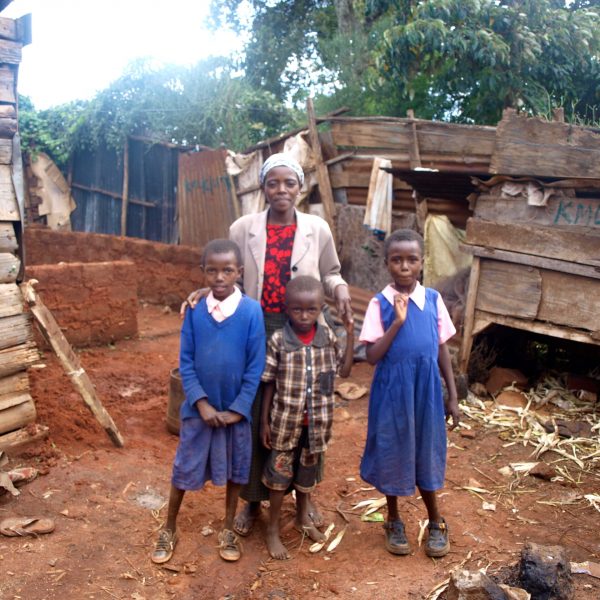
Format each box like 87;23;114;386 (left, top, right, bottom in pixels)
178;149;239;247
70;139;178;243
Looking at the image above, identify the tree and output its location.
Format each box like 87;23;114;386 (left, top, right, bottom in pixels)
371;0;600;123
210;0;600;124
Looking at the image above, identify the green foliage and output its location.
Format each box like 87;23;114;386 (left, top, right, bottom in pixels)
372;0;600;123
18;95;86;169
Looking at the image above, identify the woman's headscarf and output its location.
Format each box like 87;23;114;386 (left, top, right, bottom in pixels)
259;153;304;187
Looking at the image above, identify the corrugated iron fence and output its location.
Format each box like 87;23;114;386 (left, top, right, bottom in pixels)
70;138;179;244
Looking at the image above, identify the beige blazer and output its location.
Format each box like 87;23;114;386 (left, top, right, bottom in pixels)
229;208;346;300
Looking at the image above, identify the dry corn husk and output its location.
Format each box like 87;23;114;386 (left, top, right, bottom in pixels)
326;527;347;552
308;522;335;553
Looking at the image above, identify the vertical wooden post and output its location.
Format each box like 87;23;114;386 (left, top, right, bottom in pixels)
120;137;129;237
306;99;336;238
406;109;422;169
459;256;481;374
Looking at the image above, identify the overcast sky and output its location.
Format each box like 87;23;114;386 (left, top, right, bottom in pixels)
3;0;244;109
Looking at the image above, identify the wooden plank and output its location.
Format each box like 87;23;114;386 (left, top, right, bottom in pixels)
0;252;19;283
476;260;542;318
0;117;17;138
0;38;21;64
0;165;18;220
459;256;480;373
465;220;600;268
0;313;31;350
538;271;599;332
0;342;38;378
0;371;28;397
0;138;11;164
120;137;129;236
0;65;15;103
0;423;49;452
329;170;412;190
472;194;600;229
0;222;16;252
0;17;17;41
331;120;413;150
462;243;600;278
473;310;600;347
0;390;30;411
0;394;35;434
0;283;22;318
307;99;336;235
21;281;124;447
491;109;600;178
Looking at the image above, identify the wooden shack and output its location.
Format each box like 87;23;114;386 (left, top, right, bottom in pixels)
458;112;600;373
0;10;43;451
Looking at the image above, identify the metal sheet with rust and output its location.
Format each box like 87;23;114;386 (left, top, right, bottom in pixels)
178;149;238;248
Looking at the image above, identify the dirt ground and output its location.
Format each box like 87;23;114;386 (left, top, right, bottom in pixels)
1;305;599;600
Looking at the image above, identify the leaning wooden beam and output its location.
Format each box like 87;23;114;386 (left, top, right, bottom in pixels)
306;98;336;236
20;280;125;448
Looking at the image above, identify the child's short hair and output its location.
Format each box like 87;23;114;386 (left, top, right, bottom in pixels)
285;275;324;302
384;229;425;258
201;239;243;266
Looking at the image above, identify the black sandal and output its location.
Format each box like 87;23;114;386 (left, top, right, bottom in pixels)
425;518;449;557
383;519;411;555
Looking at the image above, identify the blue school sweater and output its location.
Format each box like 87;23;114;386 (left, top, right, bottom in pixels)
179;295;266;421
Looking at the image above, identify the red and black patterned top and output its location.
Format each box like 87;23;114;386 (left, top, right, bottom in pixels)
261;223;297;312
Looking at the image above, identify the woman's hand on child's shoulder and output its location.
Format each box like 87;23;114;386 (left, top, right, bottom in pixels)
444;397;460;430
393;293;409;325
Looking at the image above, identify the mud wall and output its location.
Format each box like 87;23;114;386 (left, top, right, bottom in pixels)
24;227;204;306
336;205;417;291
26;261;138;346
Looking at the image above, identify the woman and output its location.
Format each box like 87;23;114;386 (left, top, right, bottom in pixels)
184;153;352;536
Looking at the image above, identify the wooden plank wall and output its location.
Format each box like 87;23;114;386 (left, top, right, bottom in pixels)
460;175;600;371
328;118;496;228
0;15;39;445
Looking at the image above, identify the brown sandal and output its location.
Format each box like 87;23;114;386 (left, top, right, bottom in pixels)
0;517;55;537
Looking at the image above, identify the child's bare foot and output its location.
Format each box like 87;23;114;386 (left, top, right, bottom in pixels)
307;496;324;527
233;502;260;536
294;520;326;542
266;526;290;560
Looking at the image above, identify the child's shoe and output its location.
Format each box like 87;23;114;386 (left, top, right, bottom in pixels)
383;519;411;555
425;518;449;557
219;528;242;561
151;528;178;564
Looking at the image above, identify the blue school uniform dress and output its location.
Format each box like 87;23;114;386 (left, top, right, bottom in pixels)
172;295;266;491
360;288;447;496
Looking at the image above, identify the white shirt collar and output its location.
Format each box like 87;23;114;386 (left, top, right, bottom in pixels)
381;281;425;311
206;286;242;319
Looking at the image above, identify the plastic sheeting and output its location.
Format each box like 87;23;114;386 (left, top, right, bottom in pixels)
423;214;472;288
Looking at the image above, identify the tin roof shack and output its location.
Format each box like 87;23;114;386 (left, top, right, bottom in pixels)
458;113;600;374
0;11;44;452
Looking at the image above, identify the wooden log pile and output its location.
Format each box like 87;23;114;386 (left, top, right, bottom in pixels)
0;13;39;451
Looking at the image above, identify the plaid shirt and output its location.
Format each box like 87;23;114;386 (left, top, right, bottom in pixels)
262;321;344;453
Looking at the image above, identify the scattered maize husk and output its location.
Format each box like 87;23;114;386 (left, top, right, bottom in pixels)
417;519;429;547
326;527;347;552
482;501;496;511
308;522;336;553
360;511;384;522
425;577;449;600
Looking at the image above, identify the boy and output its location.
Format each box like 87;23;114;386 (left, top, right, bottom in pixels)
152;239;265;564
260;275;354;560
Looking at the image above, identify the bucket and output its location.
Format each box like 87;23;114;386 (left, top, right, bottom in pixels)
166;367;183;435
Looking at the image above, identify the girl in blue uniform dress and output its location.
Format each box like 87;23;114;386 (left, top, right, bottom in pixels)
359;229;459;557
